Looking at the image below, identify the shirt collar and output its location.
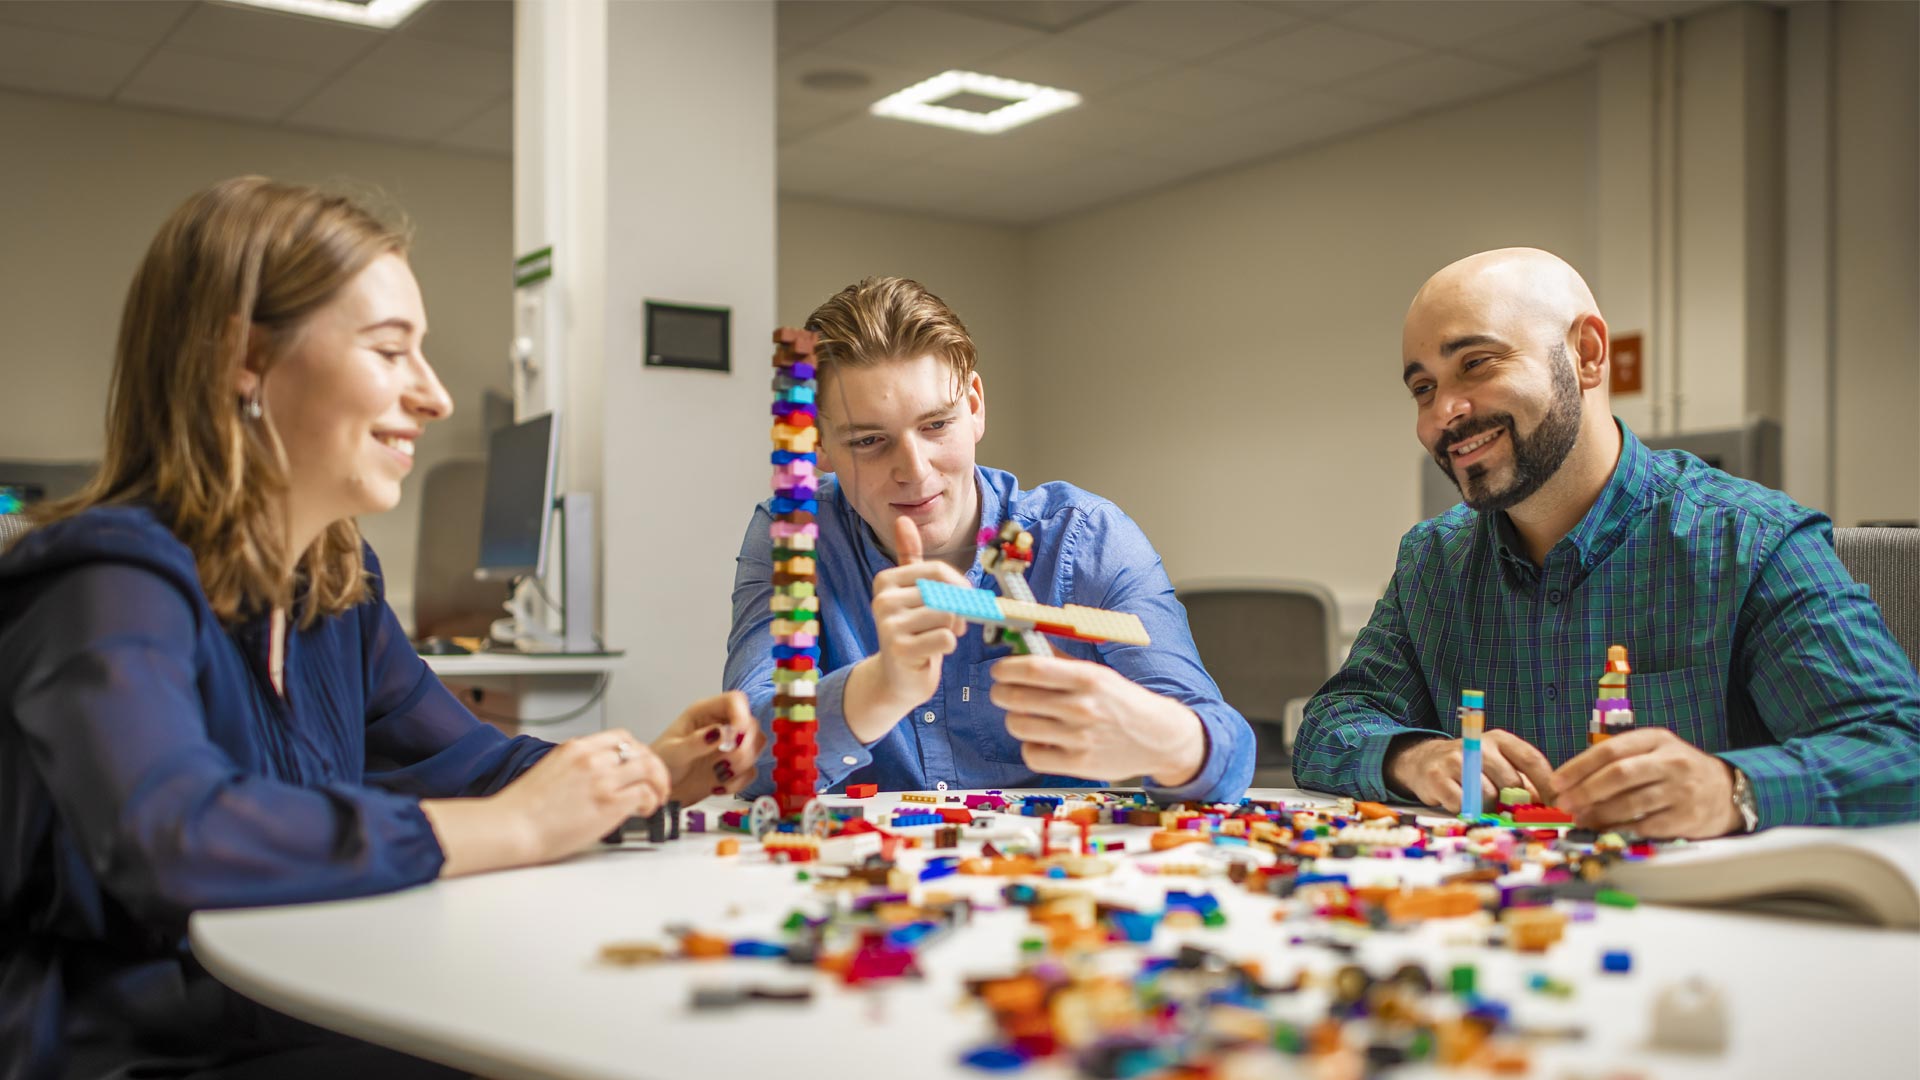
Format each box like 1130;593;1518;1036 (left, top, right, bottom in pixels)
1488;417;1651;569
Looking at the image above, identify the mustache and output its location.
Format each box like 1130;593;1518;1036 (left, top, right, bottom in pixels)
1434;415;1515;460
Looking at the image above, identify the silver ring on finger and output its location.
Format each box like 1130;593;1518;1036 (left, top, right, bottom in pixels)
614;741;633;765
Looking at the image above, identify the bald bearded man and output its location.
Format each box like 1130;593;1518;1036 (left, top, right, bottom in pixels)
1294;248;1920;838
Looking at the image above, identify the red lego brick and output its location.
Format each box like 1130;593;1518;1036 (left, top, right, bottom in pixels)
1511;805;1575;825
846;783;878;799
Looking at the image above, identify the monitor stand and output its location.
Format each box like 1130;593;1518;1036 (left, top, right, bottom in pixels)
489;492;599;654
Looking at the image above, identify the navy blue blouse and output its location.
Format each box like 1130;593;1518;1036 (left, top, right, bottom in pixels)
0;505;553;1079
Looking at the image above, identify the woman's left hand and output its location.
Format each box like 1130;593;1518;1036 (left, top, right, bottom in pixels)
650;691;764;805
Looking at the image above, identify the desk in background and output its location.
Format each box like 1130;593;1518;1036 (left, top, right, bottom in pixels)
191;788;1920;1080
424;651;624;742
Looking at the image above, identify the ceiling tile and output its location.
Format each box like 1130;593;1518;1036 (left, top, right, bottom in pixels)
811;4;1043;72
1333;52;1531;111
780;46;926;140
1069;1;1307;62
164;2;380;73
435;96;510;155
0;21;151;99
805;111;979;164
1590;0;1728;23
913;112;1115;176
1326;0;1562;48
778;139;909;197
335;33;509;98
116;45;330;121
286;75;483;142
929;1;1126;32
976;33;1170;96
1466;3;1646;74
0;0;190;44
1211;20;1426;88
779;93;862;144
398;0;512;54
1101;64;1295;120
777;0;889;57
1019;98;1193;155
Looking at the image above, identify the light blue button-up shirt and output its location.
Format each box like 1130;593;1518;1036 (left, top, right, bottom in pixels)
726;466;1254;804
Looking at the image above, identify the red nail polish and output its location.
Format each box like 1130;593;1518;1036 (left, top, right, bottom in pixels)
712;785;726;795
704;728;720;744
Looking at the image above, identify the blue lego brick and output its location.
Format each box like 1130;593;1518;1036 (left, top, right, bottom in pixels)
771;497;818;515
890;812;943;827
771;400;817;417
771;645;823;660
770;450;817;465
916;580;1005;623
730;940;789;958
1601;949;1632;974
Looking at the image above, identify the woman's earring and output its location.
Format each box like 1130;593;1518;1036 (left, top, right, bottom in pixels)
243;390;263;421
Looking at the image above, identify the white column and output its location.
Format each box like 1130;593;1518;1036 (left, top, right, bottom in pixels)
515;0;776;739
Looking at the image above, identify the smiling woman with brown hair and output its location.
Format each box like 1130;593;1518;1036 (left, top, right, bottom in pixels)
0;177;764;1080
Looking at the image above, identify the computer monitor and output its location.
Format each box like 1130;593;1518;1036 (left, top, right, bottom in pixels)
474;412;559;581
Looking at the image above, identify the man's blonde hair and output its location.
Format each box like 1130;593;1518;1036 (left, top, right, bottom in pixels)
804;277;977;392
36;176;410;627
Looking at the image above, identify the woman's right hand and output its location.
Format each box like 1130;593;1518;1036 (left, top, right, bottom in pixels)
423;729;669;877
493;729;670;861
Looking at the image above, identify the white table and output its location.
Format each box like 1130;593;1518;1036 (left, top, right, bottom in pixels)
190;789;1920;1080
423;652;625;742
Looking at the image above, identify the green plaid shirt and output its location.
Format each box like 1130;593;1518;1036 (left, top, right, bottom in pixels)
1296;421;1920;828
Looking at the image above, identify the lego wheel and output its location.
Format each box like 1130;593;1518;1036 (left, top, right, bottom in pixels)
801;798;831;838
749;795;782;839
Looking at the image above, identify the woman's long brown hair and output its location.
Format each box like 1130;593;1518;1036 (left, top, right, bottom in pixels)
36;176;410;627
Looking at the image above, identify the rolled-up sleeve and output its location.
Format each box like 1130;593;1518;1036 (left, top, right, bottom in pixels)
1724;517;1920;827
1293;532;1442;803
10;565;448;929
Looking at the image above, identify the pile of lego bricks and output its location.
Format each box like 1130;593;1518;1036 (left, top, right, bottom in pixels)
604;790;1692;1076
769;328;822;817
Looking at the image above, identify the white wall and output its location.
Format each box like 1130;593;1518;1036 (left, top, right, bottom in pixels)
0;88;512;627
1021;73;1597;611
1832;0;1919;526
776;196;1033;471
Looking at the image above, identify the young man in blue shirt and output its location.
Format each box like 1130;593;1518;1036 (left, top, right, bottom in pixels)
1294;247;1920;837
727;277;1253;805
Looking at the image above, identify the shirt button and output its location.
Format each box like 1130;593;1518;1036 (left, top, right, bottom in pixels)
841;755;858;766
1548;589;1563;604
1545;684;1559;701
935;781;948;791
922;711;937;724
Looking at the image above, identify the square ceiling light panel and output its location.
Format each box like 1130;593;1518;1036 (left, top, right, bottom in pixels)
216;0;432;30
871;70;1081;134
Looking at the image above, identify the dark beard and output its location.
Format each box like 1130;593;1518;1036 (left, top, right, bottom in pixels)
1432;344;1582;513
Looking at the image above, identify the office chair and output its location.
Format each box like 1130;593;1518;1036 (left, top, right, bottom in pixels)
412;459;513;640
1834;527;1920;675
1176;579;1341;780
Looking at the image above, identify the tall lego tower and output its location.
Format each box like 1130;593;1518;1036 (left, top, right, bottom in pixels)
769;329;822;815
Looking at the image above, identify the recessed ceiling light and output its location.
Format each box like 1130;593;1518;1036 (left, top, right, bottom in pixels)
870;70;1081;135
214;0;433;30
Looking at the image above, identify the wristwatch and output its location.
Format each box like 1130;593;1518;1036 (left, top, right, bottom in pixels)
1730;766;1759;834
